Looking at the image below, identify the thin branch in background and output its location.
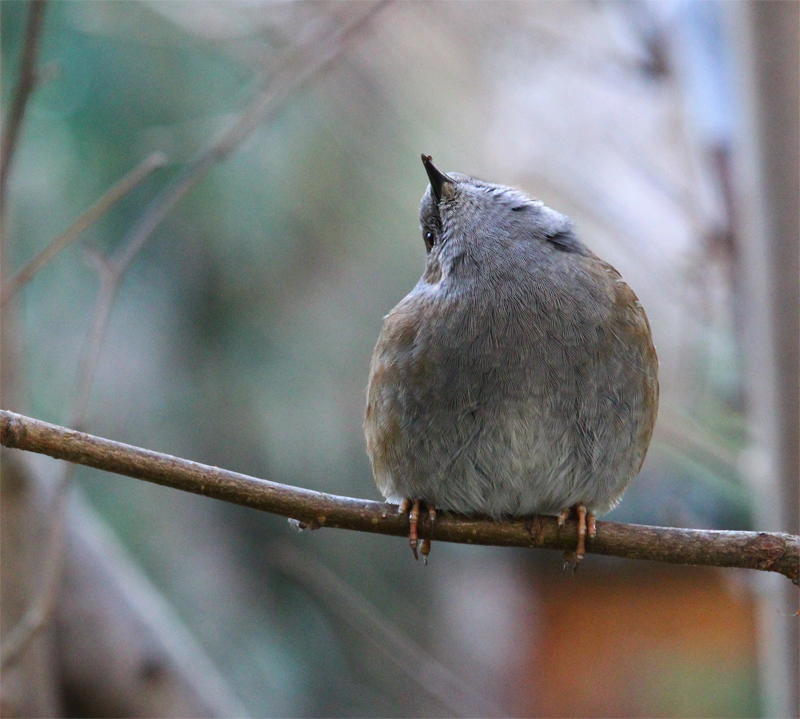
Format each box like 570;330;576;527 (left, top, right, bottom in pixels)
0;3;388;670
0;485;69;668
0;0;48;213
62;492;251;717
71;0;389;426
0;152;166;307
0;134;166;680
6;252;111;663
1;410;797;585
268;544;504;718
112;0;389;278
0;0;53;673
69;252;118;430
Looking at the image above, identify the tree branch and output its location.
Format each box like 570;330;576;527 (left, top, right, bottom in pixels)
1;409;798;584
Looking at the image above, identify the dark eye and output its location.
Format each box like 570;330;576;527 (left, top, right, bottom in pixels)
423;230;434;252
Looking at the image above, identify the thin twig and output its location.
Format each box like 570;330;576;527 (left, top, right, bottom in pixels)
0;494;69;668
113;0;388;279
0;3;388;670
0;153;166;307
2;256;122;669
0;151;163;666
71;0;389;425
0;0;48;211
1;409;798;586
0;0;52;671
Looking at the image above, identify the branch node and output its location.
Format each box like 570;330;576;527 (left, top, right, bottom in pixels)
524;515;545;544
744;532;789;571
288;518;320;532
1;414;25;448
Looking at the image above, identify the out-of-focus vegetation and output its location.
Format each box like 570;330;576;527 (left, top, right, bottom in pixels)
4;2;790;717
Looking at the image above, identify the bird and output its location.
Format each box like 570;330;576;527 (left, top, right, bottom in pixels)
364;155;659;565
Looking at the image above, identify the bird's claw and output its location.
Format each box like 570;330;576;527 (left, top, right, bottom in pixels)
398;499;436;563
558;504;596;569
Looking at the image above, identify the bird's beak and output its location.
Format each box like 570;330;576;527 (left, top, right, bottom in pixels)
421;154;454;202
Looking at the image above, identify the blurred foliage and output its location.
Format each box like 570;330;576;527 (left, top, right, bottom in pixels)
2;1;760;716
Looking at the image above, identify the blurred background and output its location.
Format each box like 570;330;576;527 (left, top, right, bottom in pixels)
1;1;797;717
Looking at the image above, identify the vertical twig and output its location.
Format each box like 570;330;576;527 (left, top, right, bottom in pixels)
0;1;50;669
0;0;48;213
1;0;48;404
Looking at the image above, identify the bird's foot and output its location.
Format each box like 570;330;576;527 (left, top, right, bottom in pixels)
557;504;596;568
398;499;436;564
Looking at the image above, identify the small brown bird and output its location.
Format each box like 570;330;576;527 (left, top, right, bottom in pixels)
365;156;659;563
